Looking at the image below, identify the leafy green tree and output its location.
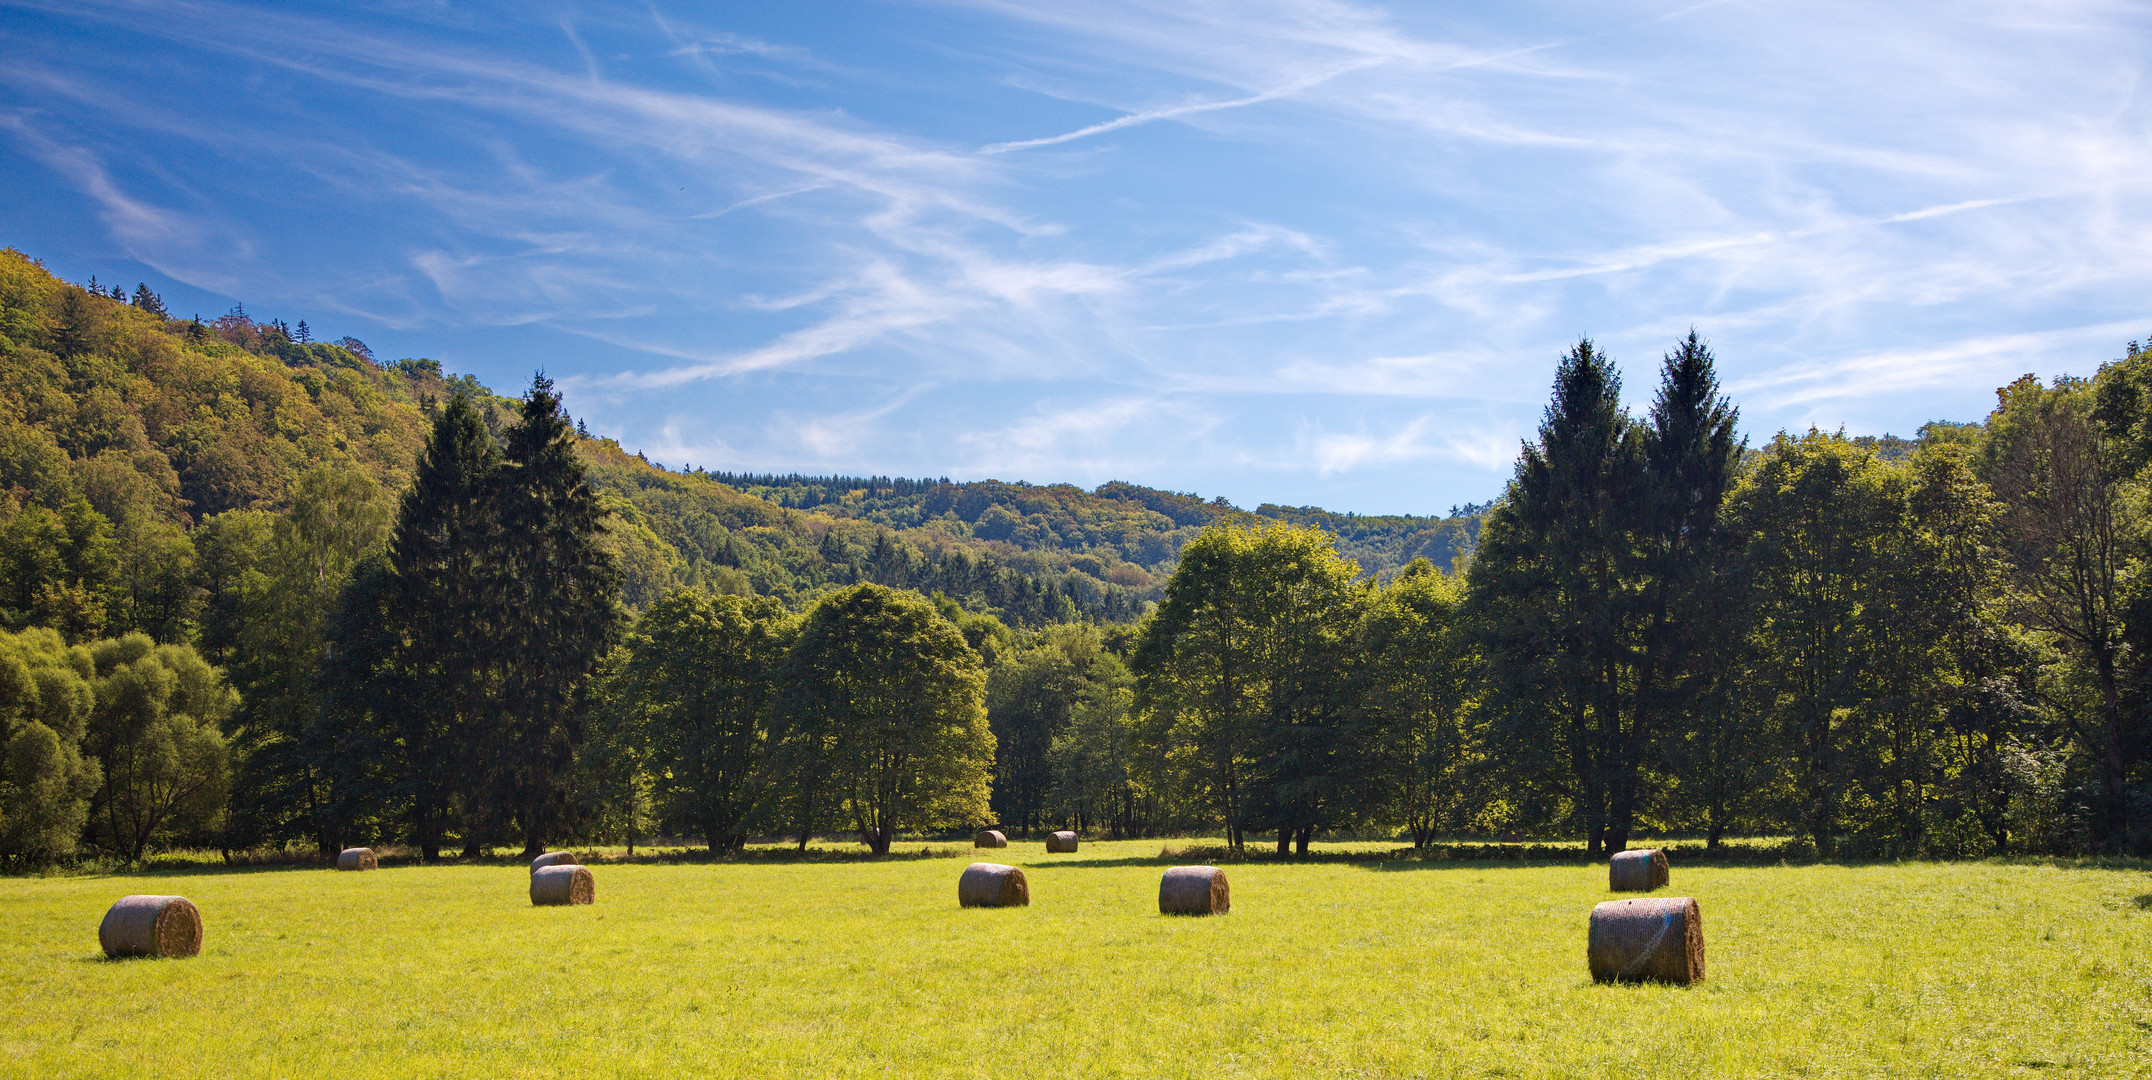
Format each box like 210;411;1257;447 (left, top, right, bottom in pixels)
1880;441;2029;854
567;643;654;852
1044;653;1142;836
222;467;391;853
112;520;196;644
1986;373;2138;845
0;628;98;864
1356;560;1476;847
192;510;276;668
1465;339;1646;853
1132;523;1365;852
778;584;992;854
82;634;235;860
987;624;1106;834
0;419;76;510
612;588;793;852
1724;431;1906;854
0;495;121;641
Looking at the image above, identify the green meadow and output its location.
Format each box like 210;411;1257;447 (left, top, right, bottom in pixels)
2;842;2149;1079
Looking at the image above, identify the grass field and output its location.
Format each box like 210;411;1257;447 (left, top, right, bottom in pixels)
3;841;2150;1079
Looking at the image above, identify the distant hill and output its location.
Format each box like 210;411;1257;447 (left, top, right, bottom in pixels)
708;472;1483;588
0;246;1483;631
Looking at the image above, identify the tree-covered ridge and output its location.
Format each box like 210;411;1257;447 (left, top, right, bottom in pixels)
582;446;1133;624
2;243;1485;634
705;471;1485;589
0;248;435;521
0;248;1224;631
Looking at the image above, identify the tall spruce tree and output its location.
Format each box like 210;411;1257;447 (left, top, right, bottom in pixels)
349;391;500;860
1465;338;1645;853
491;375;622;855
1632;332;1742;844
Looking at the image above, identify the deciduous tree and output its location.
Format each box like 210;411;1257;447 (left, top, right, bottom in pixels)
778;584;991;854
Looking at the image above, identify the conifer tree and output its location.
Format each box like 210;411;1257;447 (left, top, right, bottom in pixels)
1465;338;1646;853
1630;332;1742;843
344;391;499;860
491;374;622;854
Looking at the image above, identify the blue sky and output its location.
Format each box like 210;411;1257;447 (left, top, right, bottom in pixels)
3;1;2149;514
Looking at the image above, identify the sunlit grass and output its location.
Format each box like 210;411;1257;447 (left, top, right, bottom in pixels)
2;841;2148;1078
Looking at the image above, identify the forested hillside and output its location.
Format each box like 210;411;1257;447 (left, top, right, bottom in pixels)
706;472;1481;598
24;238;2137;872
0;247;1467;641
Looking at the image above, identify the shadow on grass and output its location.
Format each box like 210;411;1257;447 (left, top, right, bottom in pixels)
1010;843;1799;871
13;842;990;879
1023;855;1182;869
24;842;2152;879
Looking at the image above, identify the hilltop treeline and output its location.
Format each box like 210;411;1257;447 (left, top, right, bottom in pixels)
705;472;1480;588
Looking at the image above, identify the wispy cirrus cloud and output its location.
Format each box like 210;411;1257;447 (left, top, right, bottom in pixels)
2;0;2148;513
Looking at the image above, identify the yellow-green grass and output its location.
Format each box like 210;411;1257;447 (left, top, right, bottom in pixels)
3;842;2149;1078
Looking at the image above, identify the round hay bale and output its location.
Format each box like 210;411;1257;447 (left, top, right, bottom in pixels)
529;851;579;876
336;847;378;871
1588;896;1703;984
1158;865;1229;916
1608;848;1670;892
973;829;1008;848
957;862;1029;907
530;864;595;906
1045;830;1078;853
99;895;203;959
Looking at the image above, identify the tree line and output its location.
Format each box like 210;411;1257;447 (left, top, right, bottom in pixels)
1095;333;2152;857
6;318;2152;863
